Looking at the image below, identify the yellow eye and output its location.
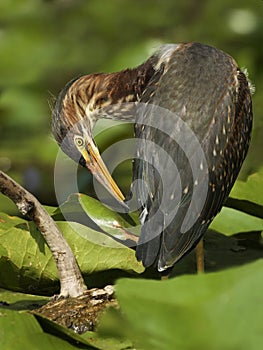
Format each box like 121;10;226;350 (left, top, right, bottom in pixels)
74;136;84;148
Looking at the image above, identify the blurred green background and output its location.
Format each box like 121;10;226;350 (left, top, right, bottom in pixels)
0;0;262;214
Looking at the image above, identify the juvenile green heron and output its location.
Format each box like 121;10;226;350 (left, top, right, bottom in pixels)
52;43;253;272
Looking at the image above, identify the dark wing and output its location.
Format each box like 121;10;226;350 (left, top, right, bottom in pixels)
133;43;252;271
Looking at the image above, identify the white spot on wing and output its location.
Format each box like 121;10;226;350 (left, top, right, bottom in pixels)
183;186;189;194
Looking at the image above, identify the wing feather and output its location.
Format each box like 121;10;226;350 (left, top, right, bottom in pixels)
133;43;252;270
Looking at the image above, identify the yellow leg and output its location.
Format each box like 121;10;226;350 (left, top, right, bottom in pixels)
196;239;204;274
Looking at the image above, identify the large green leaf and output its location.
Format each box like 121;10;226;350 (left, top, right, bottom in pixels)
59;221;143;275
101;260;263;350
209;206;263;236
0;215;58;294
230;168;263;206
0;214;144;294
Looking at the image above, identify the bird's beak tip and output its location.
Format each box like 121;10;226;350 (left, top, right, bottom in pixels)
83;145;129;210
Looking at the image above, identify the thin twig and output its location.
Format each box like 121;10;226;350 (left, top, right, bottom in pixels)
0;171;87;297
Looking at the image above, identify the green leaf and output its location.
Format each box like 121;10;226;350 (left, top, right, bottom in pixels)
211;169;263;235
0;287;48;308
0;289;84;350
36;314;133;350
110;260;263;350
57;193;140;240
78;193;140;238
0;212;27;230
0;311;83;350
0;288;130;349
230;168;263;206
43;206;58;216
0;218;59;294
0;216;143;294
209;207;263;235
58;221;144;275
80;332;133;350
36;314;94;347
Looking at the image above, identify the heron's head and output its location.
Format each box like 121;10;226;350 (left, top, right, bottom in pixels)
52;73;127;204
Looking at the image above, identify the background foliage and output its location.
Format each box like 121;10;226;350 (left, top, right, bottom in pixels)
0;1;263;349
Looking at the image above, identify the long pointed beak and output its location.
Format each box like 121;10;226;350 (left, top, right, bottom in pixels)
81;144;127;207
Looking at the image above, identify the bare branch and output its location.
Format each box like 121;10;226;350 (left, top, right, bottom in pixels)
0;171;87;297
